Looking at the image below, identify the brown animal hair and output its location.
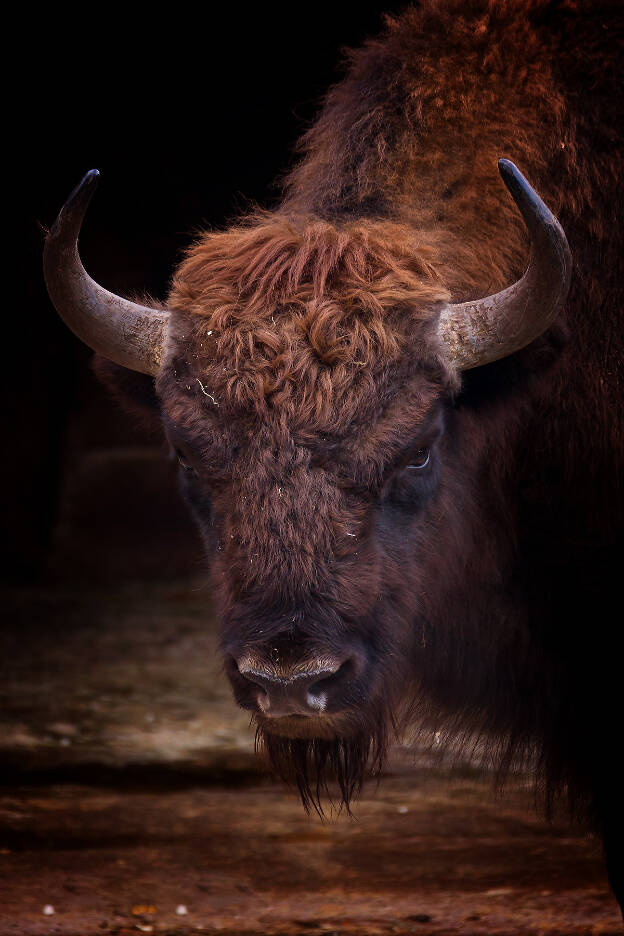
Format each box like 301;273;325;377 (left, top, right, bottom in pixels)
97;4;623;876
157;215;457;814
167;214;453;431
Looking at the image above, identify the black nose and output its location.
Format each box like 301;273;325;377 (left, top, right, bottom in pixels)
231;655;358;717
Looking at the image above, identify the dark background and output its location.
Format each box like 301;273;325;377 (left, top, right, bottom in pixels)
9;3;408;584
3;14;622;929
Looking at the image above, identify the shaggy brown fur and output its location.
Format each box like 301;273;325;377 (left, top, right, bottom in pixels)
99;0;623;910
169;216;453;430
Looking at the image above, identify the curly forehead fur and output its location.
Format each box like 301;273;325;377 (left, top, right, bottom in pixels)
164;215;456;436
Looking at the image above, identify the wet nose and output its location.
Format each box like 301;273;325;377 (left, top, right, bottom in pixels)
233;656;353;717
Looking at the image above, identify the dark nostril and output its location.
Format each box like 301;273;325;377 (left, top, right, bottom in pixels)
225;655;242;679
307;658;356;704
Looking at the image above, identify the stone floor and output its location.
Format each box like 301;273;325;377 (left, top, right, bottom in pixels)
0;580;621;935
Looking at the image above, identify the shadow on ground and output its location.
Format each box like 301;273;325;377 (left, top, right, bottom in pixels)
0;580;621;935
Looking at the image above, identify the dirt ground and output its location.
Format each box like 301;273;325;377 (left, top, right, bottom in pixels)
1;580;621;936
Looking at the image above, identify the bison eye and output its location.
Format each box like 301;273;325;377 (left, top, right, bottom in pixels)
174;447;196;473
407;447;430;470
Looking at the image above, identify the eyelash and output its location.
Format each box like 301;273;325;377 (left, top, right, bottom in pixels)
406;447;430;470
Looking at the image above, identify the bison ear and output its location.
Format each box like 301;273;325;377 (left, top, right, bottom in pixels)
92;354;162;431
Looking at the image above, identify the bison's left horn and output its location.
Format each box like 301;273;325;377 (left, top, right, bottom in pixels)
438;159;572;370
43;170;169;375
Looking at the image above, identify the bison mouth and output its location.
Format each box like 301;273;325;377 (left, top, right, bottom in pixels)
253;704;392;815
224;633;406;811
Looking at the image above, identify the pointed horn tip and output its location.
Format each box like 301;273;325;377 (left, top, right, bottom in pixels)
49;169;101;238
497;157;516;173
497;158;528;195
497;157;562;232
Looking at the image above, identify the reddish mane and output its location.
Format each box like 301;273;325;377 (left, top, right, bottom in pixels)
168;216;452;430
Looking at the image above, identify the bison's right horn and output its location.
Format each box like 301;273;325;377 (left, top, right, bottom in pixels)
438;159;572;370
43;170;169;376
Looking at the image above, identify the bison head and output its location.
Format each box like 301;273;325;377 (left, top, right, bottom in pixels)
44;161;570;809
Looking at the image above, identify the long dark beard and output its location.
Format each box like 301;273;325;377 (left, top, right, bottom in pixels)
255;706;393;816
